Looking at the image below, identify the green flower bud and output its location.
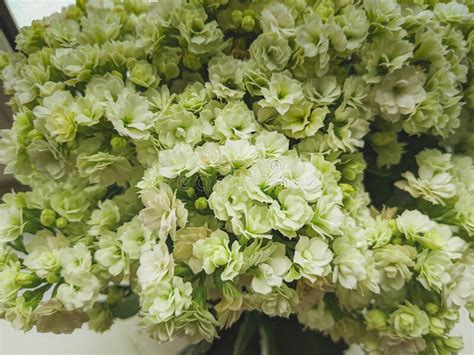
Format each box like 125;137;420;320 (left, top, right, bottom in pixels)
16;272;40;287
183;52;201;71
46;274;61;284
314;0;334;21
242;16;256;32
194;197;208;210
231;10;243;26
27;129;43;141
467;302;474;322
429;317;446;337
466;82;474;109
365;309;388;330
55;217;68;229
106;286;126;306
40;208;56;226
186;187;196;198
443;336;464;352
426;303;439;315
111;135;128;149
0;51;10;71
371;132;395;146
87;303;114;333
391;236;403;245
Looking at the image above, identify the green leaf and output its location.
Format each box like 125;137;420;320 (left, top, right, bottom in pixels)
110;293;140;319
233;312;261;355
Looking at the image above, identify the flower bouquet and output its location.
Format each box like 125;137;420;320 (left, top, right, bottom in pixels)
0;0;473;354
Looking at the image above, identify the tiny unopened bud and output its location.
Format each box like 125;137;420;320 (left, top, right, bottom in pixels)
111;136;127;149
365;309;388;331
194;197;208;210
56;217;68;229
242;16;256;32
426;303;439;315
40;209;56;227
231;10;243;26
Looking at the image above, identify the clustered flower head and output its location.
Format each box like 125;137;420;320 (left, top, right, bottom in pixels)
0;0;473;354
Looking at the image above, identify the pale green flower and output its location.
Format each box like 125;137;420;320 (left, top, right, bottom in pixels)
255;130;289;158
137;242;174;288
374;244;417;291
220;139;258;170
139;184;188;240
303;76;341;107
78;11;122;45
278;100;328;139
50;190;90;223
269;190;313;238
178;16;223;56
333;238;368;289
77;152;133;186
73;94;104;126
56;273;101;310
295;14;328;59
128;60;159;88
375;67;427;121
207;55;245;100
58;243;92;278
44;17;80;48
33;91;77;142
0;261;22;303
153;46;182;81
94;231;127;276
107;91;155;140
294;235;333;282
415;250;452;292
118;217;154;260
189;229;231;275
246;284;298;318
158;144;199;179
389;303;430;339
177;82;208;112
51;44;100;82
251;243;291;294
156;105;202;148
334;5;369;51
4;297;33;331
87;200;120;236
230;204;272;239
259;72;304;115
260;3;295;39
214;101;256;141
249;32;291;72
142;276;193;323
0;204;23;243
298;301;335;332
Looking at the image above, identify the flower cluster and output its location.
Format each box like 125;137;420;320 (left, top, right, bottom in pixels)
0;0;473;354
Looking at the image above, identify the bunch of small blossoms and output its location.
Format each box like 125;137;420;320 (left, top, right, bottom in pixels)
0;0;473;354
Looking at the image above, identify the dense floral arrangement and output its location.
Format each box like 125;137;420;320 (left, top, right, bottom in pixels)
0;0;473;353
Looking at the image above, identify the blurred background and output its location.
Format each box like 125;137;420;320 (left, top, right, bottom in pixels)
0;1;472;354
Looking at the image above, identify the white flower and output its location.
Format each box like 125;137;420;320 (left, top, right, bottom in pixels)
269;190;313;238
94;231;127;276
251;243;291;294
332;238;367;289
294;236;333;282
56;273;101;310
0;204;23;243
139;183;188;240
118;217;155;259
58;243;92;278
137;242;174;288
107;91;155;140
158;144;200;179
220;139;258;170
142;277;193;323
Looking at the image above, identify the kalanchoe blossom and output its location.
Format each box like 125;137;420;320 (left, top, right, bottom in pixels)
0;0;473;352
